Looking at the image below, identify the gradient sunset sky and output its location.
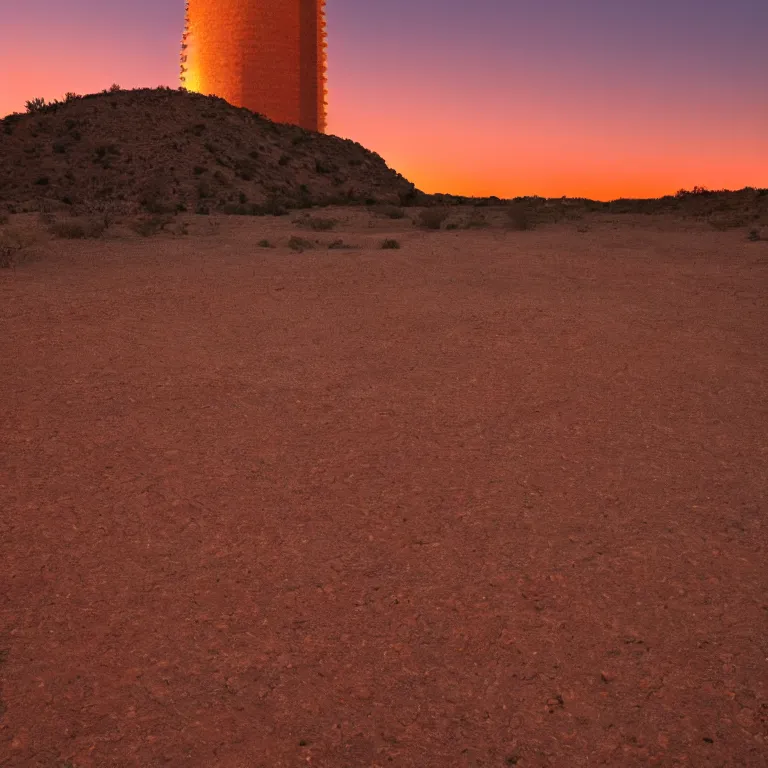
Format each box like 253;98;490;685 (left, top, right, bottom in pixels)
1;0;766;200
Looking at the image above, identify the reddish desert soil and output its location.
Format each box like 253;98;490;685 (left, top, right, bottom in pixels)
1;210;767;767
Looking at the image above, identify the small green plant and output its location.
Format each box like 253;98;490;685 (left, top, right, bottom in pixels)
417;208;449;230
381;238;400;249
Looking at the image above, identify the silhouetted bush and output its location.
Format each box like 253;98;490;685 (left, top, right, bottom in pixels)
25;97;47;114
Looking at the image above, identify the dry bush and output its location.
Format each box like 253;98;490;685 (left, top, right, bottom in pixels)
0;228;27;269
48;217;107;239
25;97;47;114
376;205;405;219
288;236;314;251
130;215;173;237
0;241;18;269
507;204;533;231
463;211;489;229
748;229;761;241
140;176;175;215
258;239;274;248
417;208;449;230
295;215;337;231
381;238;400;249
709;215;750;231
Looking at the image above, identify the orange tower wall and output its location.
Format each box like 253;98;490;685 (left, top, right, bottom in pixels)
181;0;327;132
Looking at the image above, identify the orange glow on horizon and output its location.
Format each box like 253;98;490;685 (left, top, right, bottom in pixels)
1;9;765;202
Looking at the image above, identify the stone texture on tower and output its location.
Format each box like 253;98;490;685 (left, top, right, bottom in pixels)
181;0;327;132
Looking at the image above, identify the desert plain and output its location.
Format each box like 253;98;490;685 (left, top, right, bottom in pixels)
1;205;766;767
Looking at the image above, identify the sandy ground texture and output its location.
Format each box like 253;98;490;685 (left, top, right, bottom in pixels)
1;209;767;767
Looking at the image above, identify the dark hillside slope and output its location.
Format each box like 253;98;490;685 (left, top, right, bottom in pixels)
0;87;423;215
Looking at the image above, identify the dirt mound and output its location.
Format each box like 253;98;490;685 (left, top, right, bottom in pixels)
0;87;424;216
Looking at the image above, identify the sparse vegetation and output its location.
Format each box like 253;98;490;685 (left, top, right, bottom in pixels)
0;227;30;269
130;215;173;237
0;241;18;269
328;238;356;249
258;239;274;248
377;205;406;219
463;211;489;229
1;88;420;217
296;215;337;231
381;238;401;249
48;216;108;239
417;208;449;230
25;97;47;114
507;203;532;231
288;236;314;251
748;228;761;241
49;220;85;239
709;215;749;231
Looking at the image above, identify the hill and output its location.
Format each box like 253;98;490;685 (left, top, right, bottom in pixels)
0;87;424;216
1;87;765;230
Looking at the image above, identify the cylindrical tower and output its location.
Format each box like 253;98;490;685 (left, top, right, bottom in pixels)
181;0;327;133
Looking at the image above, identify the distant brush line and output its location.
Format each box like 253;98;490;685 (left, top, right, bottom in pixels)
181;0;327;133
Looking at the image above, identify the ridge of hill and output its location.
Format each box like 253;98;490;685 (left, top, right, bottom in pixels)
0;87;424;216
1;87;765;225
